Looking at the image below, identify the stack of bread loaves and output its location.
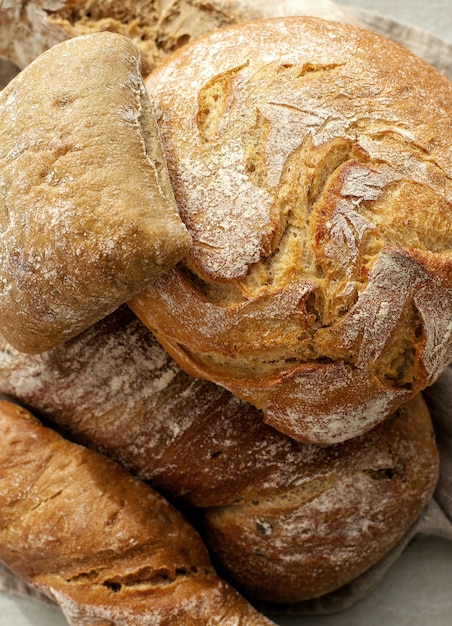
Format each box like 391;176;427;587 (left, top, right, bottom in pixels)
0;305;440;610
0;3;450;625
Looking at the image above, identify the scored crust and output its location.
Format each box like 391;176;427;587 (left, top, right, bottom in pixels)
0;399;274;625
0;32;190;354
129;16;452;444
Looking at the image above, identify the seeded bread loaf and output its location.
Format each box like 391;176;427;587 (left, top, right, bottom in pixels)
129;16;452;444
0;307;439;604
0;399;274;625
0;32;190;353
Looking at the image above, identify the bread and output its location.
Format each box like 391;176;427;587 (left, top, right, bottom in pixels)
0;7;444;614
0;398;274;625
202;394;438;604
0;305;252;508
0;59;18;88
0;32;190;354
0;307;439;604
0;1;357;77
129;16;452;444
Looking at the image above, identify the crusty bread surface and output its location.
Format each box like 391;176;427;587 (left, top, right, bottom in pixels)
0;31;190;354
0;6;446;618
0;308;439;604
0;399;274;625
202;394;439;603
130;16;452;444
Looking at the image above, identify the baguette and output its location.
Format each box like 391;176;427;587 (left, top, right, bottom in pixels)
0;399;274;625
0;32;190;353
130;16;452;444
0;307;439;604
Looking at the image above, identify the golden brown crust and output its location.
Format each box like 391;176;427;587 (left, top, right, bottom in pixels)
0;309;439;605
0;399;274;625
130;16;452;443
0;32;190;354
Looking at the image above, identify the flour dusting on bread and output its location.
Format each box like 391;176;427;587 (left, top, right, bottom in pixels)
0;32;190;354
130;17;452;443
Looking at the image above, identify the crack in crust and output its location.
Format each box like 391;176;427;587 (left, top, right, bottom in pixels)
65;562;213;592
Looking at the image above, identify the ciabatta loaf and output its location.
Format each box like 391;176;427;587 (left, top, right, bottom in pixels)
130;16;452;444
0;399;274;625
0;308;439;604
0;32;190;353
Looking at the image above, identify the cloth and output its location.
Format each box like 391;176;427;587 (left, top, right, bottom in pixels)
0;3;451;619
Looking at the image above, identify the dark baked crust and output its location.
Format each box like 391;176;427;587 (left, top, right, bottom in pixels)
0;308;439;604
130;16;452;443
0;399;273;625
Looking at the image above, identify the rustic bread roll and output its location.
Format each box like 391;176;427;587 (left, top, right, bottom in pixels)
0;1;356;76
0;399;274;625
0;32;190;354
0;308;439;604
129;16;452;444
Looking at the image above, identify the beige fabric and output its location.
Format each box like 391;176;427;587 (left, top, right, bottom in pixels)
0;4;451;617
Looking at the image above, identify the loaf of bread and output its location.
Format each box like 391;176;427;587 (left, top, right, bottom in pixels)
130;16;452;445
0;399;274;625
0;307;439;604
0;1;356;76
0;32;190;354
202;394;438;603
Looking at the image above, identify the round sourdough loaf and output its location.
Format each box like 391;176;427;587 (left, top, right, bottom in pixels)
130;16;452;444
